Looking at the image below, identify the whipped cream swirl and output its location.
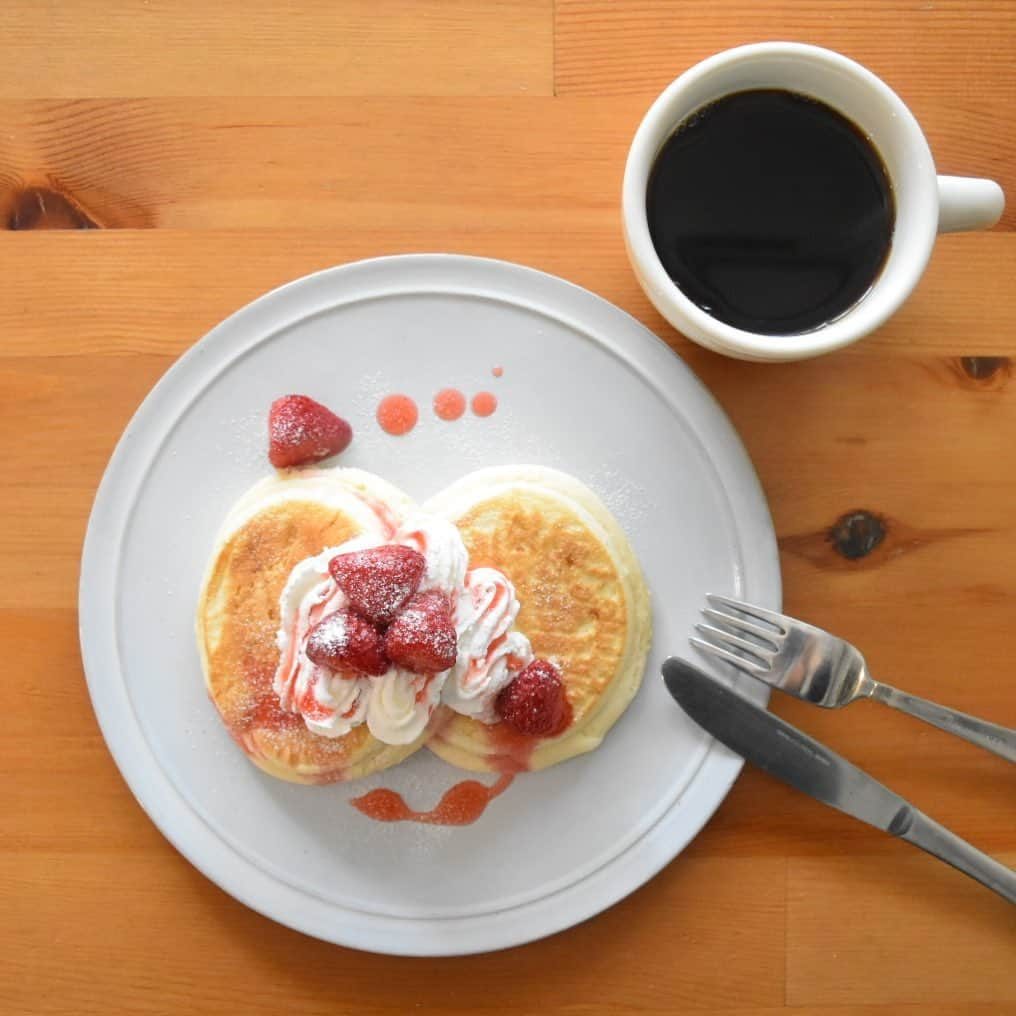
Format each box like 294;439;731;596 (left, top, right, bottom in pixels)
395;514;468;593
273;512;530;745
274;539;443;745
445;568;534;722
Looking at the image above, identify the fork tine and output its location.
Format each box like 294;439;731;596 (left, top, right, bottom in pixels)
705;594;787;633
701;607;783;649
694;623;776;667
690;637;771;677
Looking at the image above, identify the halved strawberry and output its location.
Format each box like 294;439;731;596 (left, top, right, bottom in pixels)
329;545;426;626
304;608;389;677
495;659;570;736
268;394;353;468
384;590;458;674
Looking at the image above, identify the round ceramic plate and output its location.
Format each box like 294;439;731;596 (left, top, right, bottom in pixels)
79;254;780;956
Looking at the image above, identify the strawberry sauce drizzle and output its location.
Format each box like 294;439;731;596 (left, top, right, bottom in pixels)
486;721;540;772
228;688;304;759
350;772;515;826
351;491;401;538
243;694;304;734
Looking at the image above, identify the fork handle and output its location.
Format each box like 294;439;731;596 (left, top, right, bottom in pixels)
896;807;1016;904
871;683;1016;763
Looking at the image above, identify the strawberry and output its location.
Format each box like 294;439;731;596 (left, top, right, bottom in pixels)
304;609;389;677
268;395;353;469
384;590;458;674
495;659;569;736
328;545;427;626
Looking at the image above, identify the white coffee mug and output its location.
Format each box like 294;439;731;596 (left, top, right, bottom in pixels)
622;42;1005;361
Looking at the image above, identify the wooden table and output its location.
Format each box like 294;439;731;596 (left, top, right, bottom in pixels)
4;2;1014;1012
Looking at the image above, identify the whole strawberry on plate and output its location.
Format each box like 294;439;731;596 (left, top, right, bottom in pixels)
268;394;353;468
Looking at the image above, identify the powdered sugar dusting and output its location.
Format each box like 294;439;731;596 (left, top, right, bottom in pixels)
343;754;464;850
269;395;352;467
433;388;467;421
439;426;490;469
352;370;387;417
587;466;649;532
330;546;425;625
376;394;419;436
306;608;390;677
214;408;264;471
305;611;351;662
271;498;537;743
385;591;458;673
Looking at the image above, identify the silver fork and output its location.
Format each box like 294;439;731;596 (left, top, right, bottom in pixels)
692;594;1016;764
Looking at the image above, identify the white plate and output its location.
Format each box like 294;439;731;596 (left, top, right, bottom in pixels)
79;254;780;956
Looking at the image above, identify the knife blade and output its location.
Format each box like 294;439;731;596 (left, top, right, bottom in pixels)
662;657;1016;904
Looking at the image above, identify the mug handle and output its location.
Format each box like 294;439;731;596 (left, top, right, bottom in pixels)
937;176;1005;233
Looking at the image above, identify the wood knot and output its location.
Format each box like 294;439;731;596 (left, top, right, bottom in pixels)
782;514;980;571
956;356;1011;387
827;510;887;560
6;187;100;230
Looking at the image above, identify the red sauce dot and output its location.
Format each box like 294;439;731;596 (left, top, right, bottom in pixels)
433;388;466;421
377;394;418;436
471;391;497;417
492;366;504;378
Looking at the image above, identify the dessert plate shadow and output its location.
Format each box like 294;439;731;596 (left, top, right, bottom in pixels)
79;254;780;955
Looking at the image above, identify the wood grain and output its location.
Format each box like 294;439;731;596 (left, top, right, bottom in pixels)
1;1;553;98
788;853;1016;1006
3;1;1016;1013
1;95;1013;231
556;0;1016;229
0;231;1014;357
4;839;785;1013
556;0;1016;100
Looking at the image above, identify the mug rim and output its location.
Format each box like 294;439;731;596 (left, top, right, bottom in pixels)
622;41;939;360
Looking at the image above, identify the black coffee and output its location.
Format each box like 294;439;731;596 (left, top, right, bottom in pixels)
646;89;894;335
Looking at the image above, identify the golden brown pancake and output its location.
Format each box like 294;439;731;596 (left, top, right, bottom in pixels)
196;469;425;783
422;466;652;772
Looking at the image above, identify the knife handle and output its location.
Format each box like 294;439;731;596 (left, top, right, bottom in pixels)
893;807;1016;904
871;683;1016;764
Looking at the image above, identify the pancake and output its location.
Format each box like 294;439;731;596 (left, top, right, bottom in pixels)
422;465;652;772
196;468;426;783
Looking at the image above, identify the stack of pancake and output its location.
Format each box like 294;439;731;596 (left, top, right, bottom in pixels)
196;465;651;783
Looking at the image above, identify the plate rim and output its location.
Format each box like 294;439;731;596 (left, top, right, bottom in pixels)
79;253;781;955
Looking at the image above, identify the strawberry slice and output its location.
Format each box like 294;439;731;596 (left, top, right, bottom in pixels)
304;609;389;677
384;590;458;674
268;394;353;468
329;545;427;626
495;659;570;736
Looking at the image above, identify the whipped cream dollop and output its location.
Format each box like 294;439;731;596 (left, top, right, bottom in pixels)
273;512;531;745
275;538;441;745
447;568;534;722
395;514;468;593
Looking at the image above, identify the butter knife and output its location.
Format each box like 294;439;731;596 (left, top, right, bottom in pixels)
662;658;1016;904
